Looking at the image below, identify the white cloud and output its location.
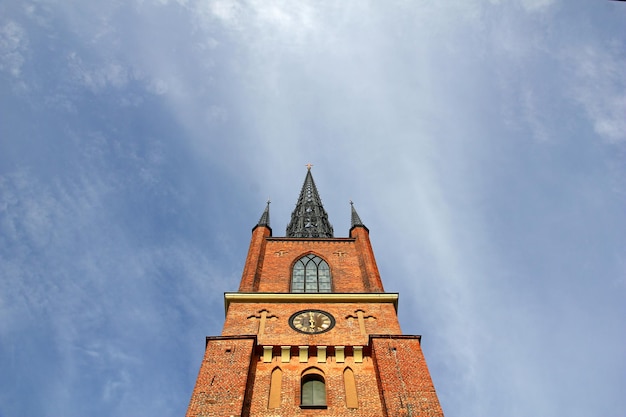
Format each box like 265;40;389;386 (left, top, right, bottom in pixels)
520;0;555;12
0;129;229;415
488;0;556;12
66;51;130;92
205;104;228;124
566;43;626;144
0;20;27;77
200;0;317;35
521;86;551;142
2;1;625;416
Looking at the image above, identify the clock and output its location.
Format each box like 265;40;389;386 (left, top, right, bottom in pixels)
289;310;335;334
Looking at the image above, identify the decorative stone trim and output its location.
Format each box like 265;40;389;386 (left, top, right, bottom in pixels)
335;346;345;363
281;346;291;362
299;346;309;363
354;346;363;363
259;344;368;364
224;292;399;315
317;346;327;363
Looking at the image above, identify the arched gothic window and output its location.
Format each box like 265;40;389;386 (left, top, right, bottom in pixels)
301;374;326;408
291;254;331;293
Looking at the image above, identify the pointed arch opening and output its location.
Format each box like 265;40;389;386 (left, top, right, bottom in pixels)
300;367;327;409
291;254;331;293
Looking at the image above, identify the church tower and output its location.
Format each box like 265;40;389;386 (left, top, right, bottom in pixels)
186;168;444;417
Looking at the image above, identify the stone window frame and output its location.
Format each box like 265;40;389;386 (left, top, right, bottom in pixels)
299;367;327;409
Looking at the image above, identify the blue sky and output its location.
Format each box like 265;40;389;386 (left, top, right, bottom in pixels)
1;1;625;416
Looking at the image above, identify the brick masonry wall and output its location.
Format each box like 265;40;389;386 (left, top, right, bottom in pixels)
186;335;445;417
186;337;256;417
350;226;385;292
187;223;444;416
239;226;271;292
239;234;384;294
247;351;386;417
222;302;401;347
371;336;444;417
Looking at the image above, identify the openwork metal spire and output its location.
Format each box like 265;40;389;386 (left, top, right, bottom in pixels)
286;166;334;238
350;200;365;228
257;200;271;227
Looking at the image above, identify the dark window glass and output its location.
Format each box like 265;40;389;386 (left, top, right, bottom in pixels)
301;376;326;407
292;265;305;292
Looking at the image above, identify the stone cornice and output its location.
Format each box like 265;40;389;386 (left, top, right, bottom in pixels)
224;292;399;316
266;237;356;242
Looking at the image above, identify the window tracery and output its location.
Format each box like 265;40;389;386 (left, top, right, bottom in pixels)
291;254;331;293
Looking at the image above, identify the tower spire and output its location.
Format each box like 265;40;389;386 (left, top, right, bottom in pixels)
286;167;334;238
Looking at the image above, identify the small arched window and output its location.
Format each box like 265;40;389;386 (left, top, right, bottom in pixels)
292;254;331;293
301;374;326;408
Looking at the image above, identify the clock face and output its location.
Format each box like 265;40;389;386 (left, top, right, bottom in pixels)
289;310;335;334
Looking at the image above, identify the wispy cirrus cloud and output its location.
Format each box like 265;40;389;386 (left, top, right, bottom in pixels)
1;1;625;417
0;19;27;77
0;129;229;416
566;43;626;143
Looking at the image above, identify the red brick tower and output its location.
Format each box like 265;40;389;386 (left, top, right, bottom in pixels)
186;168;444;417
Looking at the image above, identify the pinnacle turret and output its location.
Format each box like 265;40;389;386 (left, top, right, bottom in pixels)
286;167;334;238
350;200;365;228
257;200;270;227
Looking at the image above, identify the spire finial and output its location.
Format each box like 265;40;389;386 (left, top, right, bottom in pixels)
305;163;313;171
